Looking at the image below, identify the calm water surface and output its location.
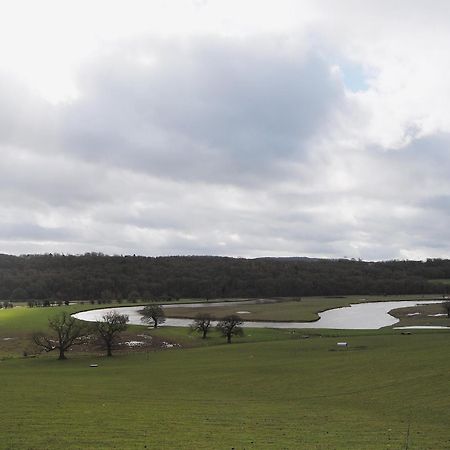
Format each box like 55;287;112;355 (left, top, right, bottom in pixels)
73;299;446;330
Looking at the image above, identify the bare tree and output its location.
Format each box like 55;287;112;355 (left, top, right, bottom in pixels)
94;311;129;356
190;313;214;339
442;301;450;318
216;314;244;344
33;312;87;360
140;304;166;328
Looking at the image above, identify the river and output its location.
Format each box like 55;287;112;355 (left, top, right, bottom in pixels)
73;299;447;330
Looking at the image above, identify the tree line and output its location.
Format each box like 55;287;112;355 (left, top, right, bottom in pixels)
1;253;450;301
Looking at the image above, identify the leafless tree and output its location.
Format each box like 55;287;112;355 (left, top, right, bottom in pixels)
94;311;129;356
216;314;244;344
190;313;214;339
33;312;87;360
140;304;166;328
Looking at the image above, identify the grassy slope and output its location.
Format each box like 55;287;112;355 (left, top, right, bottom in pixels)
0;305;79;357
0;331;449;449
0;305;81;333
1;301;449;449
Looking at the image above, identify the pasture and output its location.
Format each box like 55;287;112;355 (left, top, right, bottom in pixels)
1;331;450;449
0;299;449;449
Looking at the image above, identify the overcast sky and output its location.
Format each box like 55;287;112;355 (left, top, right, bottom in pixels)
1;0;449;260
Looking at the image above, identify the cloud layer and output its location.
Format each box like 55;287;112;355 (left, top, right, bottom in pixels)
1;1;449;260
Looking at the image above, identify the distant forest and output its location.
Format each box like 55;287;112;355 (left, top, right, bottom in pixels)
0;254;449;302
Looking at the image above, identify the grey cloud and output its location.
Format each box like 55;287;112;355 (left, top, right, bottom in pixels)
0;222;74;241
420;195;450;213
62;38;344;184
326;135;450;258
0;73;58;151
0;149;115;208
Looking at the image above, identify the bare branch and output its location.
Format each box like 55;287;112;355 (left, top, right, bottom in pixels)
94;311;129;356
32;312;88;360
216;314;244;344
140;305;166;328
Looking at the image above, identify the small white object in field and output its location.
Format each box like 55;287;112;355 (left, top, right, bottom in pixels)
337;342;348;347
123;341;145;347
90;364;98;367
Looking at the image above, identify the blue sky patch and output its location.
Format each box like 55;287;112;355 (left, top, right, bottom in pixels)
340;62;369;92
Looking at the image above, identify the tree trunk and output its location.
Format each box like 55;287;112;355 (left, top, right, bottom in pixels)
107;343;112;357
227;333;231;344
202;329;207;339
58;348;66;360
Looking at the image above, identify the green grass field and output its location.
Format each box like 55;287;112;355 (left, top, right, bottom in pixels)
0;301;449;449
1;331;450;449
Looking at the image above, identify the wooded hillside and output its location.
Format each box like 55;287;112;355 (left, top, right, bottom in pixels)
0;254;449;301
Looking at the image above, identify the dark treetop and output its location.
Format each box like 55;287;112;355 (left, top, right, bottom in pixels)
1;253;449;301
